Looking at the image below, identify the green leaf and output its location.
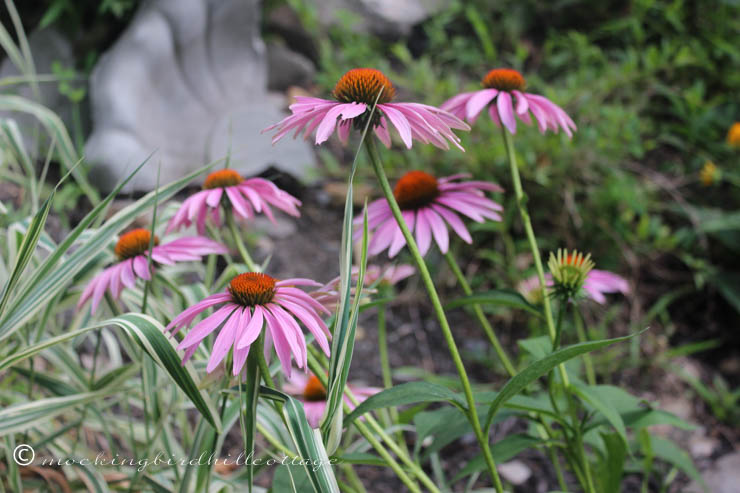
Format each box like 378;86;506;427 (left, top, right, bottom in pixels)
260;387;340;493
650;436;705;490
0;313;221;431
345;382;461;424
485;330;647;431
0;94;99;204
0;193;53;317
518;335;552;359
0;390;116;436
321;98;378;452
0;158;216;343
453;434;542;480
113;313;221;431
244;347;261;492
337;452;386;466
571;383;628;447
598;432;626;493
621;409;694;431
446;289;543;318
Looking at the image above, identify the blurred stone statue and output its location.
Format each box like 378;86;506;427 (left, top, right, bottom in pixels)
85;0;315;192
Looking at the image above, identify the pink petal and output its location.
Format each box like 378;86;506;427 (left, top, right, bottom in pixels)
374;116;392;148
430;204;472;244
423;208;450;253
236;305;264;349
178;305;237;349
379;104;412;148
497;91;517;134
414;209;432;256
465;89;498;121
206;306;242;373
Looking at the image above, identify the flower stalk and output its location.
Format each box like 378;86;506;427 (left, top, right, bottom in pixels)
365;138;504;492
500;126;570;386
225;209;259;272
443;251;516;377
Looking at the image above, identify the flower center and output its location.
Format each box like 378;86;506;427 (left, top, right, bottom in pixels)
334;68;395;105
115;229;159;260
393;171;439;210
203;169;243;189
228;272;277;307
303;374;327;402
481;68;526;91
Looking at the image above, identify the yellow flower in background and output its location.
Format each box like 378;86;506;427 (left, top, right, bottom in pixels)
728;122;740;148
699;161;720;186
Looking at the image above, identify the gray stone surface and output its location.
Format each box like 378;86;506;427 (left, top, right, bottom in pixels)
85;0;315;192
317;0;450;37
686;451;740;493
267;43;315;91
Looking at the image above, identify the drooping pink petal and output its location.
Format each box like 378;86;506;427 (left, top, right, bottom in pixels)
374;116;392;148
315;103;367;145
379;104;413;148
236;305;264;349
178;305;237;350
423;208;450;253
167;291;231;333
465;89;498;121
303;401;327;428
206;306;242;373
430;204;472;244
263;308;294;378
414;209;432;256
497;91;517;134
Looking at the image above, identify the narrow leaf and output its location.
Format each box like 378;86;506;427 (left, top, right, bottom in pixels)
485;329;647;431
345;382;461;424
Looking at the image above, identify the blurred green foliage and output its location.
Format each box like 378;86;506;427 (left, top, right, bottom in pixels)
286;0;740;340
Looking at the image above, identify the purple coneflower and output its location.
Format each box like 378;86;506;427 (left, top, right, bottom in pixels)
283;372;380;428
166;169;301;235
441;68;576;137
519;268;629;305
310;263;415;311
78;229;226;314
166;273;330;377
264;68;469;150
357;171;503;257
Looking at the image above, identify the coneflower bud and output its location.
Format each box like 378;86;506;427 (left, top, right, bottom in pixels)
547;249;594;299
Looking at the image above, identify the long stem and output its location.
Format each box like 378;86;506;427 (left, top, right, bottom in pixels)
574;308;596;385
225;210;259;272
500;126;569;387
377;302;393;390
377;301;403;443
365;139;504;492
444;251;516;377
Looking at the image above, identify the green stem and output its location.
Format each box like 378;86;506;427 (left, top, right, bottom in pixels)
225;210;259;272
547;437;569;491
377;303;393;390
574;308;596;385
306;350;438;493
553;301;565;351
365;139;504;493
500;126;569;387
353;416;422;493
444;251;516;377
377;301;404;443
